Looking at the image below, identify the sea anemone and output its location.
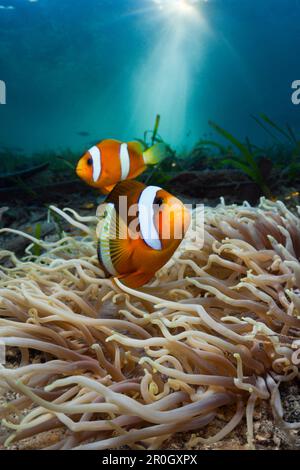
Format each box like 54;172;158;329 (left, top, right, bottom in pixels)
0;198;300;450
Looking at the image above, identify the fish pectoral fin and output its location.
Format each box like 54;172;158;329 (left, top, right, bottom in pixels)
106;205;133;268
102;184;116;195
118;270;154;288
97;202;131;274
109;239;132;268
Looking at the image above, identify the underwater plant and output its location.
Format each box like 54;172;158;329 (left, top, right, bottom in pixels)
135;114;178;186
196;121;273;198
57;148;86;170
136;114;163;150
0;147;50;177
252;114;300;181
0;198;300;449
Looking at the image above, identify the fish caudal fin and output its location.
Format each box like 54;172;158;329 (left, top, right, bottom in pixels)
143;143;167;166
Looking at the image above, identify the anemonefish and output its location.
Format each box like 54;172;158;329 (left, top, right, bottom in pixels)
76;139;166;194
96;180;191;288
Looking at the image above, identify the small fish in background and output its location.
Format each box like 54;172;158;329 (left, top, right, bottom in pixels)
76;139;167;194
96;180;191;288
77;131;90;137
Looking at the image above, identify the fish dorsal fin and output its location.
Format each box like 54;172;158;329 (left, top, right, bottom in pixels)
100;139;121;147
105;180;145;207
105;181;146;244
97;202;132;275
127;141;145;155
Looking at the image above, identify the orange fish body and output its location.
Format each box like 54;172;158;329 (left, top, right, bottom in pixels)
96;181;191;288
76;139;166;194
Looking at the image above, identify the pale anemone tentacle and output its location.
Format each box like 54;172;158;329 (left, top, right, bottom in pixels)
0;198;300;449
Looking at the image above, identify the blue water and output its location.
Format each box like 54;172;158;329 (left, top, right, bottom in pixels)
0;0;299;156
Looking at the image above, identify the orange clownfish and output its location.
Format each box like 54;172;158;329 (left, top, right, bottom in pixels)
96;180;191;288
76;139;166;194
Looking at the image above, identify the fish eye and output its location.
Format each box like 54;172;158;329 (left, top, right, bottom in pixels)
154;197;163;207
87;158;93;166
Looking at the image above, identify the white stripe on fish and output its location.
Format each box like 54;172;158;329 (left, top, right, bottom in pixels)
89;146;102;182
120;143;130;181
138;186;162;251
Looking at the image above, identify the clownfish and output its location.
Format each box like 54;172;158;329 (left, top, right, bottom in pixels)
96;180;191;288
76;139;166;194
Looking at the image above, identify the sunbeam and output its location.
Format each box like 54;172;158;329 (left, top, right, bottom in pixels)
152;0;205;19
130;0;210;148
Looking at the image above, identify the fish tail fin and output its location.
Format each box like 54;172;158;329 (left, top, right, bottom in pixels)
143;143;167;166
